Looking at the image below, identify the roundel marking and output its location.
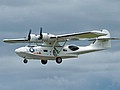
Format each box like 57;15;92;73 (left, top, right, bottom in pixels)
29;47;35;53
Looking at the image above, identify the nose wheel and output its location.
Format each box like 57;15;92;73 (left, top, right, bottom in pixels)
23;59;28;64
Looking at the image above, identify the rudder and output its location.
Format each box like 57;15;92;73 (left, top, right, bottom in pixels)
90;29;111;49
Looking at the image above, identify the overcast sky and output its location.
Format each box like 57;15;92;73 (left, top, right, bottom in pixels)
0;0;120;90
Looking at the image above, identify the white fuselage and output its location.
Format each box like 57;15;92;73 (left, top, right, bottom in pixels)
15;44;105;61
3;29;113;64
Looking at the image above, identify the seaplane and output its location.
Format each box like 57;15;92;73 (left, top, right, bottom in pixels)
3;28;120;65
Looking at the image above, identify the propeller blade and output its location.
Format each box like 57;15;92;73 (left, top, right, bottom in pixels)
28;29;32;41
38;27;43;40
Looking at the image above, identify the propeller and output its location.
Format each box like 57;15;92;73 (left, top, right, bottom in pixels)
28;29;32;41
38;27;43;40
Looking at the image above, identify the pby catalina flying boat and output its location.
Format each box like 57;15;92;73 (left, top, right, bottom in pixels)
3;28;120;65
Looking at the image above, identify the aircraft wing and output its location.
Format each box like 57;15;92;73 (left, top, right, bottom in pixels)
3;30;107;43
51;31;107;41
3;38;43;43
3;38;29;43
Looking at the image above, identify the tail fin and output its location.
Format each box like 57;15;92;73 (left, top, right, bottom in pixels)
90;29;111;49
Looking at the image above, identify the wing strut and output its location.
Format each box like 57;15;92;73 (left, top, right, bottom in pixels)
50;39;58;54
58;40;67;53
50;39;68;56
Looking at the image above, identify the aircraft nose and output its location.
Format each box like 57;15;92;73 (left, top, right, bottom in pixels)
15;47;28;58
15;48;21;53
15;47;27;53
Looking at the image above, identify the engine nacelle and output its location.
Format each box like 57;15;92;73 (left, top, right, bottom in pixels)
30;33;56;42
42;33;56;42
30;34;39;42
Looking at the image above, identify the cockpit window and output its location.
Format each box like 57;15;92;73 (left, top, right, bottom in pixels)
27;45;36;47
43;50;48;52
28;46;35;47
68;45;79;51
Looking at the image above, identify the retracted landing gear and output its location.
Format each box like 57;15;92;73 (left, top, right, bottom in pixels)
41;60;48;65
23;59;28;64
56;57;62;64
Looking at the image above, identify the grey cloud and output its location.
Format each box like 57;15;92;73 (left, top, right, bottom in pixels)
0;0;119;33
1;51;120;90
0;0;40;7
0;0;119;32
